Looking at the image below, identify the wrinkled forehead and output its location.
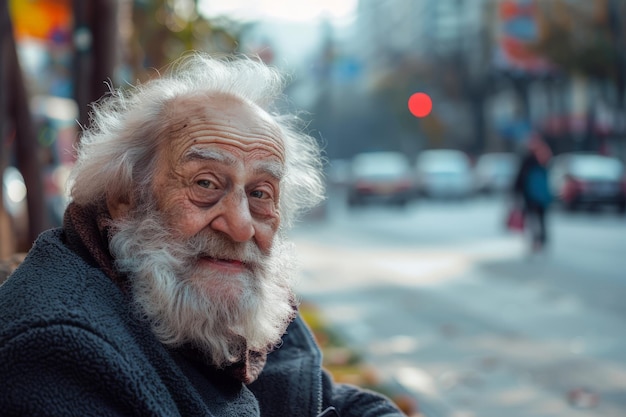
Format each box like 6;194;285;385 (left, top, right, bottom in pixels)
162;93;286;162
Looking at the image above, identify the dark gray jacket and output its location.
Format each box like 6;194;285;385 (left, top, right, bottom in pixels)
0;229;403;417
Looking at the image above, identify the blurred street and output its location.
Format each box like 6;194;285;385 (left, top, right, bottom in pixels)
291;192;626;417
2;1;626;415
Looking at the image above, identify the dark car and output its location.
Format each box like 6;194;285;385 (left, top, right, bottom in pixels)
347;151;415;207
549;152;626;213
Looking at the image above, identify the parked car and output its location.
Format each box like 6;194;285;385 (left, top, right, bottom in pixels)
414;149;473;199
473;152;519;194
549;152;626;213
347;151;415;207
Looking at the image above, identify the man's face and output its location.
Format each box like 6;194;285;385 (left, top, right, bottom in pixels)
153;94;285;274
108;95;296;368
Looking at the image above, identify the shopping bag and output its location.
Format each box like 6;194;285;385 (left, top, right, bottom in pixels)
506;207;525;232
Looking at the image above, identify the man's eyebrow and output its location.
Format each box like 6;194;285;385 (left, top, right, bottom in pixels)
254;160;284;181
183;148;237;165
183;147;284;180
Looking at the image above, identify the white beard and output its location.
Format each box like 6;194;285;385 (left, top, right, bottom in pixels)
108;210;298;368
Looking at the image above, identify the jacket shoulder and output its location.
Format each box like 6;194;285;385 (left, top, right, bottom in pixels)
0;229;128;348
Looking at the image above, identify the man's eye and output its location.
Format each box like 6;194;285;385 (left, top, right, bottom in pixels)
250;190;266;199
197;179;214;189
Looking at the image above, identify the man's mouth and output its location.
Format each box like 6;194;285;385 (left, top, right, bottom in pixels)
199;256;249;272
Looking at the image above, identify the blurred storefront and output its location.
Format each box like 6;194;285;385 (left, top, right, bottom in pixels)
490;0;626;161
1;0;76;256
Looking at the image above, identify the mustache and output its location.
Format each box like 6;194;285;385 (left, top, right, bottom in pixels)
109;208;270;274
183;231;266;268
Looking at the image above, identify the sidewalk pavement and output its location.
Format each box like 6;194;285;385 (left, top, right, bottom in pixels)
294;237;626;417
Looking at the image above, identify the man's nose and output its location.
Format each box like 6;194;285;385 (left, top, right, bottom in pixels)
209;191;255;242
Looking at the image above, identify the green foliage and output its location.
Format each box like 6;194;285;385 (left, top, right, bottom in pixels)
130;0;247;79
530;4;619;80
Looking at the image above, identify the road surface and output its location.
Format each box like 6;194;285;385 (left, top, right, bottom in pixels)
290;195;626;417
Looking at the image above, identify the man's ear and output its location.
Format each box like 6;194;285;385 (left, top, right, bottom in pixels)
106;193;131;220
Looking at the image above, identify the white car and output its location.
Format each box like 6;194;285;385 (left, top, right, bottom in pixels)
415;149;473;199
473;152;519;194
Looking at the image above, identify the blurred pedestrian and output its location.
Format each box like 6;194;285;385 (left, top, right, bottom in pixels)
0;53;404;416
512;132;553;253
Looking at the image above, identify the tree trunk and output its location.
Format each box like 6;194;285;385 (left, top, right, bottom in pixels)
2;1;47;250
91;0;119;105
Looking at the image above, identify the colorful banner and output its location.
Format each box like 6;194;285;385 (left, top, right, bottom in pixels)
494;0;551;73
9;0;72;42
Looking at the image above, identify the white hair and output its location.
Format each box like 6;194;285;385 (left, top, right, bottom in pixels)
70;52;325;228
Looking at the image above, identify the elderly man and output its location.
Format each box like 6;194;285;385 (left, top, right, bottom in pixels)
0;54;403;417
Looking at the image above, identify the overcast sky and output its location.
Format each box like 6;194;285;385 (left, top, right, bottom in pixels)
198;0;357;23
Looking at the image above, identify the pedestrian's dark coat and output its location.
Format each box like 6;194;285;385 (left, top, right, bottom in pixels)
0;227;402;417
513;152;552;208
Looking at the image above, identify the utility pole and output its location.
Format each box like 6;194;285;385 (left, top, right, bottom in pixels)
72;0;119;134
72;0;92;131
609;0;625;112
607;0;626;158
